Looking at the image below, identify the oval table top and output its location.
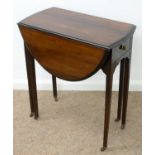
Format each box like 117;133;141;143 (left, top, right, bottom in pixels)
18;7;136;81
18;7;136;49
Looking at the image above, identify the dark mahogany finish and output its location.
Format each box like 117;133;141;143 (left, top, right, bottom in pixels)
18;7;136;151
19;7;135;49
19;26;106;81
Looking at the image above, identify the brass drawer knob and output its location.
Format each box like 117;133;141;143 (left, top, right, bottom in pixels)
119;45;126;50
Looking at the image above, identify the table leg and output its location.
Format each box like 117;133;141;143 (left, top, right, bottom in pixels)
52;75;58;101
24;43;39;119
115;59;125;122
101;71;113;151
121;58;130;129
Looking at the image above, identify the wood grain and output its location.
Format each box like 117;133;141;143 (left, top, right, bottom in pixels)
19;7;136;49
19;26;106;81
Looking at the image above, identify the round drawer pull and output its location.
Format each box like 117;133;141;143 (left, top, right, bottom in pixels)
119;45;126;50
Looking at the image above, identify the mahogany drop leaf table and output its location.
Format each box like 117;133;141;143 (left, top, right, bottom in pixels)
18;7;136;151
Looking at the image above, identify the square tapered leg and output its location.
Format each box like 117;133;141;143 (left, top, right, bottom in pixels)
121;58;130;129
101;70;113;151
115;59;125;122
52;75;58;101
24;43;39;119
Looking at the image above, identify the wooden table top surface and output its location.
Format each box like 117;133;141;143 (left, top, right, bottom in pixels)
19;7;136;49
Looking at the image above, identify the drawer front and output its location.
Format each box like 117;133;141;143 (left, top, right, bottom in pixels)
112;38;131;62
19;26;106;81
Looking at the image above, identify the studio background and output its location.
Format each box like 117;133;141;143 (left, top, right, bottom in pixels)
13;0;142;91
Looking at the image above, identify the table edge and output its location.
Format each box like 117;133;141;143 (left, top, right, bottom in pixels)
18;22;136;50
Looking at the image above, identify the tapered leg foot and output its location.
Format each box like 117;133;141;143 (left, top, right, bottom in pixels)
54;97;58;102
34;114;39;120
101;146;107;152
115;118;121;122
29;112;34;117
121;124;125;129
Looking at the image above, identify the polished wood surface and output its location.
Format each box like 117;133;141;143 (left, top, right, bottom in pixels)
19;26;106;81
19;7;136;49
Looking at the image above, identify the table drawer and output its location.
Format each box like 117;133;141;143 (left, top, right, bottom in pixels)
19;25;107;81
112;38;131;62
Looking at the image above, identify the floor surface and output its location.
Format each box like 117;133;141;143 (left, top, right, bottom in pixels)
14;91;142;155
